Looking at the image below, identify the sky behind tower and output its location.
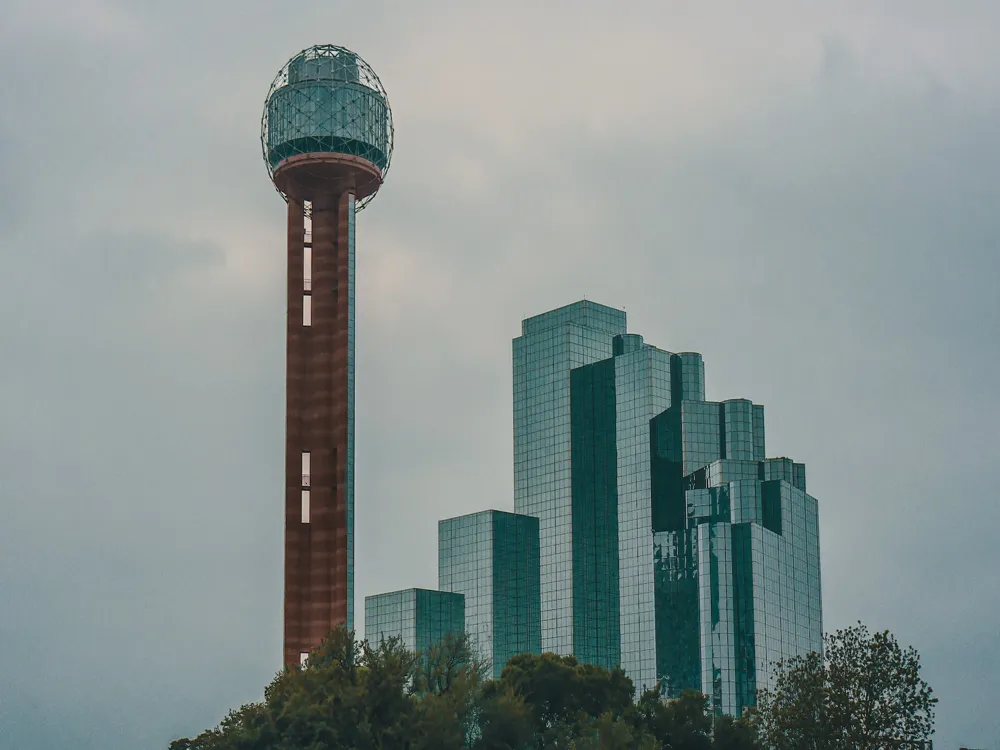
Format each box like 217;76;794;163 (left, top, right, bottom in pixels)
0;1;997;748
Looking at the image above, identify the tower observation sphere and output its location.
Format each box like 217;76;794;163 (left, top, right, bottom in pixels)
262;44;392;669
262;44;394;210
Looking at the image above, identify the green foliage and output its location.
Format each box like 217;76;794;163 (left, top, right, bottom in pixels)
472;683;534;750
413;632;486;696
626;689;714;750
496;652;635;741
711;715;759;750
172;623;929;750
754;622;937;750
411;634;485;750
570;711;656;750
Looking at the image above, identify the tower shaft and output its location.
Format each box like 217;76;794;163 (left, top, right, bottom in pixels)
283;190;355;668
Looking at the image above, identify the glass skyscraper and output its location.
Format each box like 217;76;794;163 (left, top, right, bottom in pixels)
514;300;822;714
513;301;626;656
438;510;541;677
570;334;679;687
364;588;465;655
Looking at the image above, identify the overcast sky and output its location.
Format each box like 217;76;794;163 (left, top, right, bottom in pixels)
1;1;998;747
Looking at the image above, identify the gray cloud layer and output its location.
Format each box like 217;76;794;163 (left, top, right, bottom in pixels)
1;1;997;747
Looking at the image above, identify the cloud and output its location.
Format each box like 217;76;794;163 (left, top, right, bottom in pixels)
0;2;997;748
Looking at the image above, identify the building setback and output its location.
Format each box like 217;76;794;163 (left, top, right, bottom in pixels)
438;510;541;677
652;453;821;714
364;588;465;656
515;300;823;715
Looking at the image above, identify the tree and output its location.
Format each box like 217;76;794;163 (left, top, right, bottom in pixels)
170;628;495;750
413;632;487;696
411;634;488;750
470;682;535;750
495;652;636;745
172;623;930;750
754;623;936;750
625;689;713;750
360;635;420;749
711;714;759;750
571;710;658;750
170;627;412;750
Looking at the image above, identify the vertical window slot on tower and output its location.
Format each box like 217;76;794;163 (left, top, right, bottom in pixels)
300;652;309;667
303;201;312;244
301;490;310;523
301;452;310;487
303;246;312;291
303;295;312;326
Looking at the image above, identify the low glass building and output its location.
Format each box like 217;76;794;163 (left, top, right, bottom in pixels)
364;588;464;655
438;510;541;677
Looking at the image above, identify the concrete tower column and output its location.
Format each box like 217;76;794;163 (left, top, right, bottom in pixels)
282;188;355;668
262;44;392;669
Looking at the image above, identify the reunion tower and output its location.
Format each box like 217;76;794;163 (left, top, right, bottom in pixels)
261;45;393;668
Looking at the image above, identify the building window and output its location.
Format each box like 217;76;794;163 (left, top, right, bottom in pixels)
303;295;312;326
301;490;310;523
300;652;309;667
301;452;310;487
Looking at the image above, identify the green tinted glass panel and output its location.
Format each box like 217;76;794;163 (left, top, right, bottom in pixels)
570;359;620;669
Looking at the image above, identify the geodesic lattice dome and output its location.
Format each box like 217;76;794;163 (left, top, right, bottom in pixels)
261;44;393;211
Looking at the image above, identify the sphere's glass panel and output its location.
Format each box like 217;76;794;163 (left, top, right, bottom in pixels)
266;69;390;170
288;52;360;84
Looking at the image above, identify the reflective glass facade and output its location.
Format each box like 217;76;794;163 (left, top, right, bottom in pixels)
265;48;392;173
514;301;823;714
608;339;675;690
364;588;465;655
569;336;678;687
513;301;626;655
569;358;621;669
438;510;541;677
652;469;821;715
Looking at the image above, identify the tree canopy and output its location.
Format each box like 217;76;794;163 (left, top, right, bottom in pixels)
753;622;937;750
172;622;933;750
